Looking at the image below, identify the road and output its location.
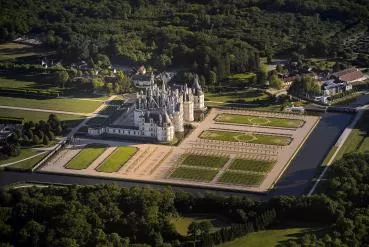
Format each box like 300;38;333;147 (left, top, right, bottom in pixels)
0;105;108;117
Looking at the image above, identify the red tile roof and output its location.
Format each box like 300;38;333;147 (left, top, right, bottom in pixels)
332;67;364;82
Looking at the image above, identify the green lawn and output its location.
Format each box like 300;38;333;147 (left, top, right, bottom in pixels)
219;171;265;186
0;149;40;165
200;130;292;146
217;227;315;247
172;215;231;236
205;89;269;103
6;152;48;171
227;73;256;80
0;42;53;61
335;111;369;160
215;114;304;128
0;75;59;92
0;96;102;113
181;154;229;169
66;144;107;170
229;159;275;173
170;167;218;182
0;108;85;126
96;146;137;173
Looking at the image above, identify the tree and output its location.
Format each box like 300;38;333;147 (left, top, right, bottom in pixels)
92;78;104;90
55;70;69;88
95;54;111;69
18;220;44;247
269;74;284;89
43;135;50;146
257;64;268;85
208;70;217;86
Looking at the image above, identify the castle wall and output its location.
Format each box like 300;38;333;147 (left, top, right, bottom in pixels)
173;111;184;132
183;101;194;122
194;94;205;111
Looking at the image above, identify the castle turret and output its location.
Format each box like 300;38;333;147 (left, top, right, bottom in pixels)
192;75;205;111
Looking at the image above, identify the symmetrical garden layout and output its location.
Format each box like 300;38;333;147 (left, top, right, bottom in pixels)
40;108;319;193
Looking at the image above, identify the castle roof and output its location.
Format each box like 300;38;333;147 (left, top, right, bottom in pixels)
192;75;203;96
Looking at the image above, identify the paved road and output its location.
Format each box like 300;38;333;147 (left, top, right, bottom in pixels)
0;112;353;199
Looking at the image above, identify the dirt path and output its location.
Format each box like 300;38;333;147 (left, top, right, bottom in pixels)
0;105;108;117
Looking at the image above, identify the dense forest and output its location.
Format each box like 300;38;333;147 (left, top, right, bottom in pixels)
1;0;369;82
1;153;369;246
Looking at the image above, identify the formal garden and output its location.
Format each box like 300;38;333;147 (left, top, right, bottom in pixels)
169;167;219;182
181;154;229;169
218;171;265;186
229;158;275;173
200;130;292;146
96;146;138;173
215;114;304;128
65;144;108;170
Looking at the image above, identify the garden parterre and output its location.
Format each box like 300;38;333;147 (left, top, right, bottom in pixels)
200;130;292;146
215;113;304;128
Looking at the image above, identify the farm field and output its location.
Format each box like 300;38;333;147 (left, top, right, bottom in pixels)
0;96;102;113
219;171;265;186
66;144;107;170
181;154;229;169
200;130;292;146
0;108;85;126
169;167;218;182
229;159;275;173
205;89;269;103
96;146;137;173
215;113;304;128
335;111;369;160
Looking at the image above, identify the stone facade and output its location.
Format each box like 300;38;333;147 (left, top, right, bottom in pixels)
88;75;205;142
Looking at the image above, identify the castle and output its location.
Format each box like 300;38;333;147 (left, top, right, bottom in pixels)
88;75;205;142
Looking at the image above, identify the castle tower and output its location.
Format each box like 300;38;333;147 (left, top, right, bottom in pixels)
183;91;194;122
192;75;205;111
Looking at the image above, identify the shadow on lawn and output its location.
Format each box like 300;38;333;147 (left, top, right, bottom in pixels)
276;223;329;246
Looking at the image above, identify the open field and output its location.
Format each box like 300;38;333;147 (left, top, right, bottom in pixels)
219;171;265;186
229;159;275;173
0;96;102;113
228;73;256;80
0;74;59;91
181;154;229;169
0;108;85;126
205;90;269;103
169;167;218;182
96;147;137;173
335;111;369;160
66;144;107;170
172;215;231;236
217;225;319;247
0;149;40;165
200;130;292;146
6;152;48;171
215;113;304;128
0;42;53;62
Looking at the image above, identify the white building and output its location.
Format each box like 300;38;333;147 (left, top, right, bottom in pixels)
88;75;205;142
